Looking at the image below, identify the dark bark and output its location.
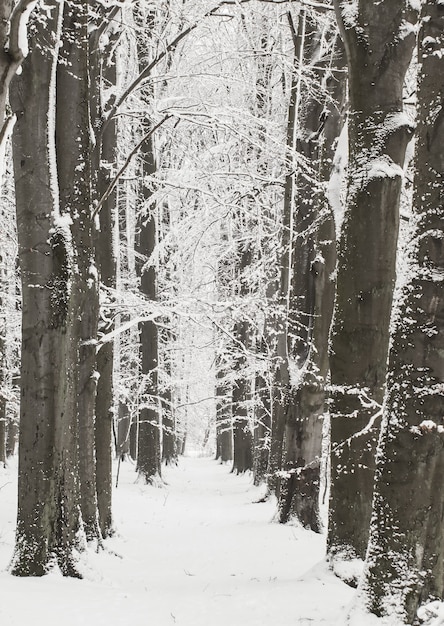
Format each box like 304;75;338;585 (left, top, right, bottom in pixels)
266;11;304;496
90;20;119;539
10;4;83;576
215;362;233;463
232;361;253;474
5;414;17;457
161;331;178;466
278;28;346;529
133;4;162;484
360;3;444;621
253;370;270;486
232;243;254;474
328;0;418;565
56;0;100;543
117;401;130;459
0;402;5;466
161;390;177;465
135;136;161;483
0;262;5;465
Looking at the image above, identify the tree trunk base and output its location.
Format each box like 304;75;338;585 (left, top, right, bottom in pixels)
278;464;322;532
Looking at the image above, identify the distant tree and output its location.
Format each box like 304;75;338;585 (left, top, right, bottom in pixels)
135;131;162;483
232;254;254;474
215;363;233;463
327;0;418;571
357;2;444;621
134;4;163;484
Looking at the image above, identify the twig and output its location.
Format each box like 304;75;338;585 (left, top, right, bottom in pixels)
92;114;171;220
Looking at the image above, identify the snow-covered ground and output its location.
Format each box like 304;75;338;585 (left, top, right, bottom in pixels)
0;456;354;625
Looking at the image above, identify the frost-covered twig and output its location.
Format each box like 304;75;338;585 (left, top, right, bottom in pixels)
331;407;383;455
92;114;171;220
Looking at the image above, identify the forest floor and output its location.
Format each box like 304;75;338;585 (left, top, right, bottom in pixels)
0;455;355;625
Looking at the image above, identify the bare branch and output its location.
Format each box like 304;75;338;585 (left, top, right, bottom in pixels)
9;0;37;64
92;114;172;220
101;0;333;134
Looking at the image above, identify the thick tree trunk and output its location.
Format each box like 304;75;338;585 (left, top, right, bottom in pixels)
266;11;304;496
278;30;346;529
359;4;444;621
56;0;100;543
267;9;306;497
10;4;83;576
328;0;418;567
90;23;119;539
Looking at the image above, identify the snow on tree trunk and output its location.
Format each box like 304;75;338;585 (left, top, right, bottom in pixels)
232;316;254;474
215;359;233;463
133;4;162;485
10;2;84;576
0;0;38;161
161;328;178;466
253;367;271;486
90;17;120;539
357;3;444;621
135;133;162;484
266;10;305;497
278;17;346;531
0;259;6;465
56;0;101;544
328;0;419;570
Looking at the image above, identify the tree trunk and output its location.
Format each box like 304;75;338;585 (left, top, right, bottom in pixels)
5;413;17;457
253;369;270;486
266;11;304;496
0;400;5;466
0;262;6;465
161;331;178;465
232;357;253;474
90;19;119;539
328;0;418;567
215;362;233;463
359;3;444;621
278;28;346;530
135;134;161;483
56;0;100;543
232;242;254;475
10;3;83;576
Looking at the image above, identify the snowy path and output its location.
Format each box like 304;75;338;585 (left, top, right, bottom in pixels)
0;457;353;626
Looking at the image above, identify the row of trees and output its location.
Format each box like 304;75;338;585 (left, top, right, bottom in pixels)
0;0;443;622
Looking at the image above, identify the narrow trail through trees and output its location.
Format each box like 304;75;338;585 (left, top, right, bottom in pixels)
0;456;353;626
